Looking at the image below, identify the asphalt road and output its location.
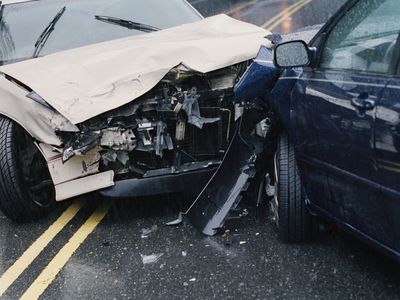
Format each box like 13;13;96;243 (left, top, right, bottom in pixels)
1;1;400;299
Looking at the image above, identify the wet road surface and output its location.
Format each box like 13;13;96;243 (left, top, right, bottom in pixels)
1;0;400;299
191;0;346;34
1;197;400;299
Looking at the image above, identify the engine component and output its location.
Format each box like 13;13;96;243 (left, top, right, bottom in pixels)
175;120;186;141
182;87;220;129
100;128;137;151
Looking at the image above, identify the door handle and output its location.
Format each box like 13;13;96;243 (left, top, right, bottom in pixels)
351;93;376;110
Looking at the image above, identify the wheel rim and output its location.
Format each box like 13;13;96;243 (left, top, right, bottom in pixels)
270;152;279;228
17;129;54;208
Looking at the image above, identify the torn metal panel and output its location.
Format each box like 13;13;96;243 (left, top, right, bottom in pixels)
186;125;258;236
62;131;101;162
0;15;270;124
38;143;101;185
171;108;269;236
55;170;114;201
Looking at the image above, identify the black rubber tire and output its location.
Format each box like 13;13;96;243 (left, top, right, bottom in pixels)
0;117;54;222
275;132;312;243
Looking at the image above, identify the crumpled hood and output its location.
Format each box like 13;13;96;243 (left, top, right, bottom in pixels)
0;15;270;125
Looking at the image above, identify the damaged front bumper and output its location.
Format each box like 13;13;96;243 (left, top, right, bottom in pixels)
37;144;115;201
99;162;218;199
186;116;264;236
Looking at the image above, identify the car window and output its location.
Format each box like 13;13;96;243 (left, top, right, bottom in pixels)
0;0;201;65
320;0;400;74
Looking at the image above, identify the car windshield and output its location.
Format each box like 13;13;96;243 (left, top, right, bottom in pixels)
0;0;201;65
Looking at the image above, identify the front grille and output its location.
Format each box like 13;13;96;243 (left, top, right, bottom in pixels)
182;107;231;159
128;107;232;171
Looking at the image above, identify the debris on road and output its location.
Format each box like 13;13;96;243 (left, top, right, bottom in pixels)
140;253;164;265
141;225;158;238
221;231;240;246
240;209;249;218
166;213;184;226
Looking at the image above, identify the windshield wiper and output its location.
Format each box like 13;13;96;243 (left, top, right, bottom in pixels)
0;3;4;24
33;6;66;58
94;15;160;33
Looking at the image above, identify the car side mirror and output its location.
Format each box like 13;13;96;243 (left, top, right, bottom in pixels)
273;40;314;68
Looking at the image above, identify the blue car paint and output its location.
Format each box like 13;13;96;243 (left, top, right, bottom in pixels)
234;45;280;109
269;68;302;129
374;79;400;254
235;24;400;263
234;45;300;126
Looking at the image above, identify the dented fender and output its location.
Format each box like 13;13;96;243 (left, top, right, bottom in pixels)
234;44;302;130
0;75;78;146
234;45;280;108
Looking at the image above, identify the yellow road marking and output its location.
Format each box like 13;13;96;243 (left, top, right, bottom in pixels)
267;0;312;31
262;0;312;30
0;202;83;298
378;159;400;168
225;0;256;16
262;0;307;29
375;159;400;173
380;165;400;173
20;202;111;300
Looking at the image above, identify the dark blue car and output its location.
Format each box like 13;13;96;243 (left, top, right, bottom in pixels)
236;0;400;262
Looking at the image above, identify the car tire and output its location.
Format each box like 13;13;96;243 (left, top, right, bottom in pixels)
0;116;55;222
271;132;313;243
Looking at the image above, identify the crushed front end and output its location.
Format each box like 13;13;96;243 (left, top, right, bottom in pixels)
48;63;249;201
35;43;281;236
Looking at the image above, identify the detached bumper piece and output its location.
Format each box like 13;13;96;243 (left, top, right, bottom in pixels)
37;143;115;201
187;133;255;235
185;116;264;236
57;171;114;201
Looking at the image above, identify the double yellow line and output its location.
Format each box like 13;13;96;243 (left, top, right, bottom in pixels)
262;0;313;31
225;0;257;16
0;201;111;299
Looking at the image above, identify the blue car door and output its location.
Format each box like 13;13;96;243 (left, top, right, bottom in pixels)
291;0;400;249
374;60;400;253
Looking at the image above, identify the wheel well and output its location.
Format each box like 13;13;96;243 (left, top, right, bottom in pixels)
0;113;36;140
0;114;49;162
